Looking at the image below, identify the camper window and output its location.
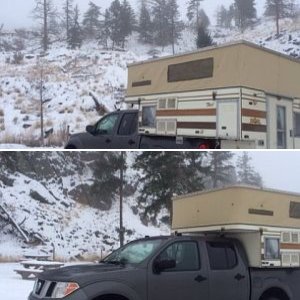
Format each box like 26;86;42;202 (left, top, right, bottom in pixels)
264;237;280;260
142;106;156;128
294;112;300;137
168;58;214;82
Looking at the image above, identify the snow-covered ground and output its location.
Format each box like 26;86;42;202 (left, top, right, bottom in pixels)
0;153;170;261
0;263;34;300
0;17;300;148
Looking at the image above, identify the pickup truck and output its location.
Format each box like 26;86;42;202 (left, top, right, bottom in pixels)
65;110;219;149
28;235;299;300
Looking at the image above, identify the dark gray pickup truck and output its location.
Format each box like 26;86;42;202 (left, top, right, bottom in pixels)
65;110;218;149
28;235;300;300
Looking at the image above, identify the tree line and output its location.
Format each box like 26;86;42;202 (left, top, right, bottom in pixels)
217;0;299;35
32;0;299;54
92;152;263;226
33;0;213;53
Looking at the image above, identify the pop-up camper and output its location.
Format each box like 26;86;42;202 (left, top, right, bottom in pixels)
125;41;300;149
172;185;300;268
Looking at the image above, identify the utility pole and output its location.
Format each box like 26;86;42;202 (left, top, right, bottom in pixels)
119;151;125;247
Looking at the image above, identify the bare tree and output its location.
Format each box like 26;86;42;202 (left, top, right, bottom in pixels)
63;0;74;41
29;59;54;146
32;0;56;52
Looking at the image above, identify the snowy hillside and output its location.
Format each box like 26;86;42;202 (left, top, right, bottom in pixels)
0;17;300;146
0;153;170;261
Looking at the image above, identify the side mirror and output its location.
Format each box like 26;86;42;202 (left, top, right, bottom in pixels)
153;259;176;274
86;125;95;134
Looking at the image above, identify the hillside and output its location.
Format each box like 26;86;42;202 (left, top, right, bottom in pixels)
0;17;300;147
0;153;169;261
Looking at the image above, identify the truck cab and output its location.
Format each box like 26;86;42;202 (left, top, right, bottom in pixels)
28;235;296;300
65;110;139;149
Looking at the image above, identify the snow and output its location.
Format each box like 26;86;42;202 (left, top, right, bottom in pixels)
0;156;170;261
0;263;34;300
0;17;300;148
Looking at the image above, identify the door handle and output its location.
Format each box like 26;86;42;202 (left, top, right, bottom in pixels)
128;139;135;146
105;138;111;143
234;273;246;281
194;274;207;283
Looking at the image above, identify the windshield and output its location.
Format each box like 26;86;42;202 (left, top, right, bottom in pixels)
102;239;164;265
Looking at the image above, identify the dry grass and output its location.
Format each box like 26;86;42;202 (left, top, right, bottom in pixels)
46;123;69;147
0;255;22;263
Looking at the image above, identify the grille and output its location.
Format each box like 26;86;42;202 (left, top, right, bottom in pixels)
34;280;57;298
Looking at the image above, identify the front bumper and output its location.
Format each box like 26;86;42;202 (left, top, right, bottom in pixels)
28;289;88;300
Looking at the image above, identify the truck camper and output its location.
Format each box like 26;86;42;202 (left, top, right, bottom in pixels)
126;41;300;149
172;185;300;268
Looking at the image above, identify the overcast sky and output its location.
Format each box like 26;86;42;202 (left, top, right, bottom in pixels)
249;152;300;194
0;0;267;29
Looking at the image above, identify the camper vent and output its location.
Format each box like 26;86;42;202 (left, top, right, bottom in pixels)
292;233;299;243
158;98;177;110
282;253;300;267
157;120;177;135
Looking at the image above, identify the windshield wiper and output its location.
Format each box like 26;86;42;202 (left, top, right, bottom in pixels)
101;259;127;266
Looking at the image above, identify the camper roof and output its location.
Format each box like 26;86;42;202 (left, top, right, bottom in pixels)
172;185;300;201
128;40;300;67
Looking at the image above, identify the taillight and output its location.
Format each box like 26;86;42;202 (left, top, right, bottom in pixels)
198;143;210;149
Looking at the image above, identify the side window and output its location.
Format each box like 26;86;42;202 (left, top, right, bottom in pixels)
96;114;119;135
118;113;138;136
207;242;237;270
264;237;280;260
294;112;300;137
142;106;156;128
156;242;200;272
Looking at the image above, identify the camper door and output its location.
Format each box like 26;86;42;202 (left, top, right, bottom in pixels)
267;96;294;149
217;100;240;139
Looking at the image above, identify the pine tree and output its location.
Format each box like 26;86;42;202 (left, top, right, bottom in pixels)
82;1;102;40
120;0;136;48
198;9;210;29
151;0;183;49
217;5;227;27
32;0;56;52
208;152;237;189
90;152;126;210
236;152;263;187
196;24;213;48
68;5;82;49
106;0;123;48
167;0;183;54
234;0;257;32
133;152;207;225
138;0;153;43
187;0;204;29
152;0;170;48
217;5;234;28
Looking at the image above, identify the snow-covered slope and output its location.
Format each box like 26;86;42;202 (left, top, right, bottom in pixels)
0;153;169;261
0;17;300;146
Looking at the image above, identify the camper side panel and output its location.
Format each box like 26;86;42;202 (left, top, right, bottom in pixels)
241;88;267;149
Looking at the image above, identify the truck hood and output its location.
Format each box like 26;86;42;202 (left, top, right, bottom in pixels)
38;263;130;285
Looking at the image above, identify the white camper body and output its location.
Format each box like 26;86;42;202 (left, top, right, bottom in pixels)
126;41;300;149
172;186;300;268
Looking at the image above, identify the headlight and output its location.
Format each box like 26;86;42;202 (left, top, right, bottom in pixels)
52;282;80;298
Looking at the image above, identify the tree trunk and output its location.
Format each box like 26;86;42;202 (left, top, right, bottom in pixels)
276;1;280;37
43;0;48;51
